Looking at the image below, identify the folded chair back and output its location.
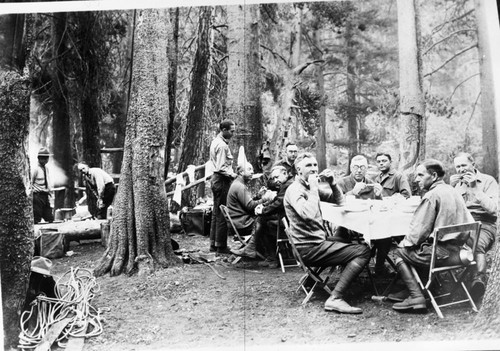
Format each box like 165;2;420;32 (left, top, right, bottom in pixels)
219;204;247;245
276;220;300;273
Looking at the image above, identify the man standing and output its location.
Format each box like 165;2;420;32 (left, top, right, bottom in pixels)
227;163;276;258
391;160;473;312
77;163;116;219
32;147;54;224
274;142;298;179
209;120;237;254
450;152;497;300
372;152;412;276
337;155;383;200
284;152;370;314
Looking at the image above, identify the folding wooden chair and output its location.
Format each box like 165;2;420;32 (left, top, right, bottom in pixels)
282;218;334;304
276;220;299;273
410;222;481;318
219;204;265;264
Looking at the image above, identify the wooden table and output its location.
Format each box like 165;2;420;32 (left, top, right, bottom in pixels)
320;199;418;245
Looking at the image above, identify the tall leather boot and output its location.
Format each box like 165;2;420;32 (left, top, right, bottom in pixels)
230;236;257;258
392;260;427;311
470;253;487;301
325;256;367;314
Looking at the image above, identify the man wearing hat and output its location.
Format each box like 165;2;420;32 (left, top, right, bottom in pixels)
31;147;54;224
77;163;116;219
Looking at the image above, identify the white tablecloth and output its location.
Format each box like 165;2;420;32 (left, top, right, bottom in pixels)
320;201;416;245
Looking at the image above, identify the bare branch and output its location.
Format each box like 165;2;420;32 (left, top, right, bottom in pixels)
432;9;474;34
448;72;480;101
466;91;481;130
260;44;289;67
293;60;325;75
424;44;477;77
424;29;476;55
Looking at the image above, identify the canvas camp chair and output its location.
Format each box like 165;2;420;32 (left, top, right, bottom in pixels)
409;222;481;318
281;218;335;304
220;204;265;264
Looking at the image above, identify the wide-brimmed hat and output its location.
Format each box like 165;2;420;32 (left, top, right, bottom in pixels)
37;147;51;157
31;256;52;276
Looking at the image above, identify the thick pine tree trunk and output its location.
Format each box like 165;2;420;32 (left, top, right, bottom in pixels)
475;0;498;179
94;8;179;277
473;0;500;332
78;12;103;168
226;4;262;167
51;12;75;209
313;28;327;171
165;7;179;178
0;14;33;349
396;0;425;186
345;19;359;169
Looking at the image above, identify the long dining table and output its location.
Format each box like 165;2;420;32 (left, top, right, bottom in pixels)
320;197;420;245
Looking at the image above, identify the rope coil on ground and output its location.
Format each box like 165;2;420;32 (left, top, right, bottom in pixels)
18;267;103;349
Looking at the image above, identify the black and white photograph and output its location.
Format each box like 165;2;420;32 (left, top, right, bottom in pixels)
1;0;500;350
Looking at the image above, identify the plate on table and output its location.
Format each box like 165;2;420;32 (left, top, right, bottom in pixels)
342;205;369;213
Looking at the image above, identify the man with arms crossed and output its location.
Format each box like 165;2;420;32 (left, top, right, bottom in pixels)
450;152;497;300
284;152;370;314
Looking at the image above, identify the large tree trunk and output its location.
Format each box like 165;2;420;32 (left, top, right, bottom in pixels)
94;8;179;277
475;0;498;179
396;0;425;179
313;28;327;171
164;7;179;178
473;0;500;332
226;4;262;167
0;14;33;349
345;18;359;169
178;6;211;206
78;12;103;168
51;12;75;209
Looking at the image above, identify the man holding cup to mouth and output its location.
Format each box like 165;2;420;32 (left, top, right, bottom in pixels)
450;152;498;301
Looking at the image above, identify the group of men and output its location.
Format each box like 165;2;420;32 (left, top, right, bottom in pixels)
31;147;116;223
209;119;497;315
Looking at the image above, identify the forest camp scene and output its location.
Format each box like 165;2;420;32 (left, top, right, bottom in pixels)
1;0;500;350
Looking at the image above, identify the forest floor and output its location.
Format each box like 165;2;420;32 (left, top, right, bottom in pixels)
49;232;500;351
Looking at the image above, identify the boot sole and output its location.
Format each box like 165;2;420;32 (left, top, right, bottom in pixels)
392;304;427;311
324;307;363;314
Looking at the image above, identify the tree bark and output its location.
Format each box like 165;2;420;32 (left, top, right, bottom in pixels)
473;0;500;332
0;14;33;349
94;8;179;277
165;7;180;178
226;4;262;167
396;0;425;176
313;28;327;171
77;11;103;168
475;0;498;179
345;18;359;168
50;12;75;209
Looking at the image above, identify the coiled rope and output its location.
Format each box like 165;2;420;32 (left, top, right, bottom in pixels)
18;267;103;349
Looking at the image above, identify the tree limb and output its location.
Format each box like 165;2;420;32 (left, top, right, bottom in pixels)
448;72;480;101
424;44;477;77
260;44;289;66
293;59;325;75
432;9;474;34
424;29;476;55
466;91;481;131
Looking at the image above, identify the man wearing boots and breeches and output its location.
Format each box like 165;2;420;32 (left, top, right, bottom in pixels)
391;159;474;312
284;152;370;314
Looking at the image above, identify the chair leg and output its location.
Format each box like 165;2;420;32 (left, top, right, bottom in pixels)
426;288;444;319
278;252;285;273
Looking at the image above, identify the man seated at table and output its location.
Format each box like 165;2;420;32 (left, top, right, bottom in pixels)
390;159;474;312
373;152;412;276
228;163;276;259
253;165;294;266
450;152;497;301
335;155;384;273
284;152;370;314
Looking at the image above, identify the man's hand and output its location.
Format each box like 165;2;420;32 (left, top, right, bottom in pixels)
308;174;319;191
257;186;268;198
352;182;366;196
449;174;462;187
319;169;336;185
461;172;477;188
255;204;264;215
261;190;277;203
97;198;104;208
373;183;383;197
